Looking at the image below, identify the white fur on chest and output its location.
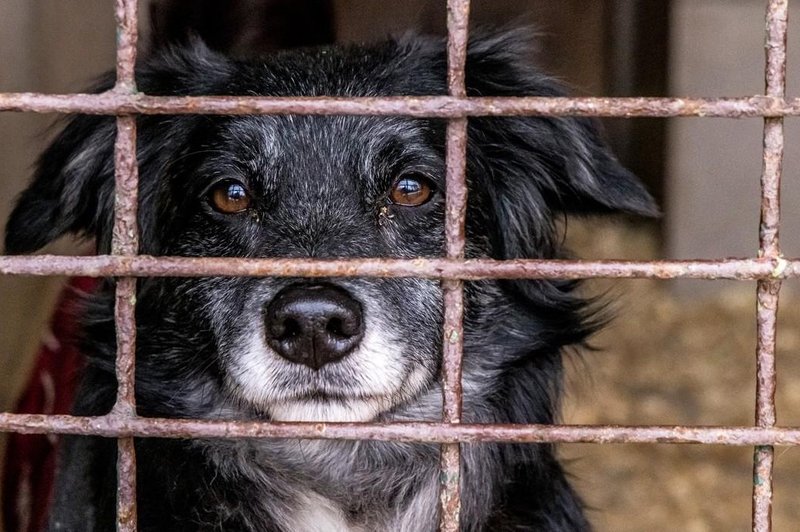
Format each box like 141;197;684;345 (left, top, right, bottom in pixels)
283;487;438;532
284;493;362;532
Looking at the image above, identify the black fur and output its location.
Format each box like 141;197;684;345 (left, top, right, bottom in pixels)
5;31;656;531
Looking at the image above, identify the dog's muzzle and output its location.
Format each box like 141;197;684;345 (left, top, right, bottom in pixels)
264;284;364;370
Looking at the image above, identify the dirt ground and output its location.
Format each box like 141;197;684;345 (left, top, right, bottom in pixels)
562;220;800;531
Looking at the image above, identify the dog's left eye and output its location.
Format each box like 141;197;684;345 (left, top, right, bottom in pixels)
389;175;433;207
208;180;252;214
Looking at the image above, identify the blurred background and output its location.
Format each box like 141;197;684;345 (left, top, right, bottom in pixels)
1;0;799;530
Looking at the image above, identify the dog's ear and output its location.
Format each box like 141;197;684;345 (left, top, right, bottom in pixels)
464;31;658;256
4;41;227;255
4;110;117;254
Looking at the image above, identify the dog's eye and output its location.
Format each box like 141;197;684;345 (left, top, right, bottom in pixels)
208;180;252;214
389;175;433;207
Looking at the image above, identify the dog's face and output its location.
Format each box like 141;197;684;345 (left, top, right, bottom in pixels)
163;113;448;421
4;32;657;423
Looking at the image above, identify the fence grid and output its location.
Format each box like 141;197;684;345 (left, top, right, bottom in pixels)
0;1;792;531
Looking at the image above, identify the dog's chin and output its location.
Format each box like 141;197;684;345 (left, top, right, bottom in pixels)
267;397;392;422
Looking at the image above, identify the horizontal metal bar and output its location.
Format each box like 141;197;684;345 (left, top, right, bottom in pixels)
0;255;795;280
0;93;796;118
1;414;799;445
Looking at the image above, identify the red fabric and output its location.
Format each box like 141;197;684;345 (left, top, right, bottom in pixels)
2;278;97;532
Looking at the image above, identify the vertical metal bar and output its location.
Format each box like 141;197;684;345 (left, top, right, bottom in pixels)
439;1;470;531
753;2;787;531
113;120;139;408
113;1;140;530
115;0;138;94
439;122;468;532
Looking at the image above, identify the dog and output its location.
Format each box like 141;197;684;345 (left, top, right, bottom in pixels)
5;30;656;531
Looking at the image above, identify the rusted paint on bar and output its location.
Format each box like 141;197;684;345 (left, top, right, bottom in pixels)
2;414;800;446
760;120;783;257
441;119;469;423
114;0;138;92
753;445;774;532
764;0;788;100
1;93;798;118
441;282;466;421
755;0;787;428
111;118;139;414
752;1;787;530
759;121;783;258
110;83;138;417
440;282;464;531
440;281;465;531
113;283;138;529
755;280;781;427
113;2;139;528
439;444;461;531
112;118;140;257
117;437;138;531
444;119;469;261
113;278;138;414
753;280;779;532
440;2;470;529
446;1;470;98
2;255;799;280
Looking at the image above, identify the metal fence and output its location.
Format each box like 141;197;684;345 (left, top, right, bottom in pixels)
0;0;795;531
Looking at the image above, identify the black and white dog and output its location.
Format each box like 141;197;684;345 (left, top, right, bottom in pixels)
5;31;656;531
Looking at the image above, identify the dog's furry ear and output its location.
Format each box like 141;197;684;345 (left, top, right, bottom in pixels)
464;31;658;257
4;111;117;254
4;41;227;254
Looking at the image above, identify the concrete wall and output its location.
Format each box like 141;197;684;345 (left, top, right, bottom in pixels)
667;0;800;294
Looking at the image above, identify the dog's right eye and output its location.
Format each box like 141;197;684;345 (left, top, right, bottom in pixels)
389;174;434;207
208;180;252;214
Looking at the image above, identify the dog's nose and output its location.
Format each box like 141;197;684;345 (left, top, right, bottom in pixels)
265;284;364;370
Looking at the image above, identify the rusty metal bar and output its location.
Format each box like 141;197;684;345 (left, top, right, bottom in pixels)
113;0;139;529
1;93;799;118
112;121;139;414
439;2;470;530
116;437;137;530
114;274;138;530
439;131;467;530
442;125;468;414
111;117;140;258
446;3;469;99
1;255;797;280
759;1;788;258
754;281;779;532
114;0;138;92
752;2;788;531
2;414;800;446
114;276;138;531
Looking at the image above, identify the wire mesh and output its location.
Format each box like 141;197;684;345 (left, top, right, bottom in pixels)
0;0;792;530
